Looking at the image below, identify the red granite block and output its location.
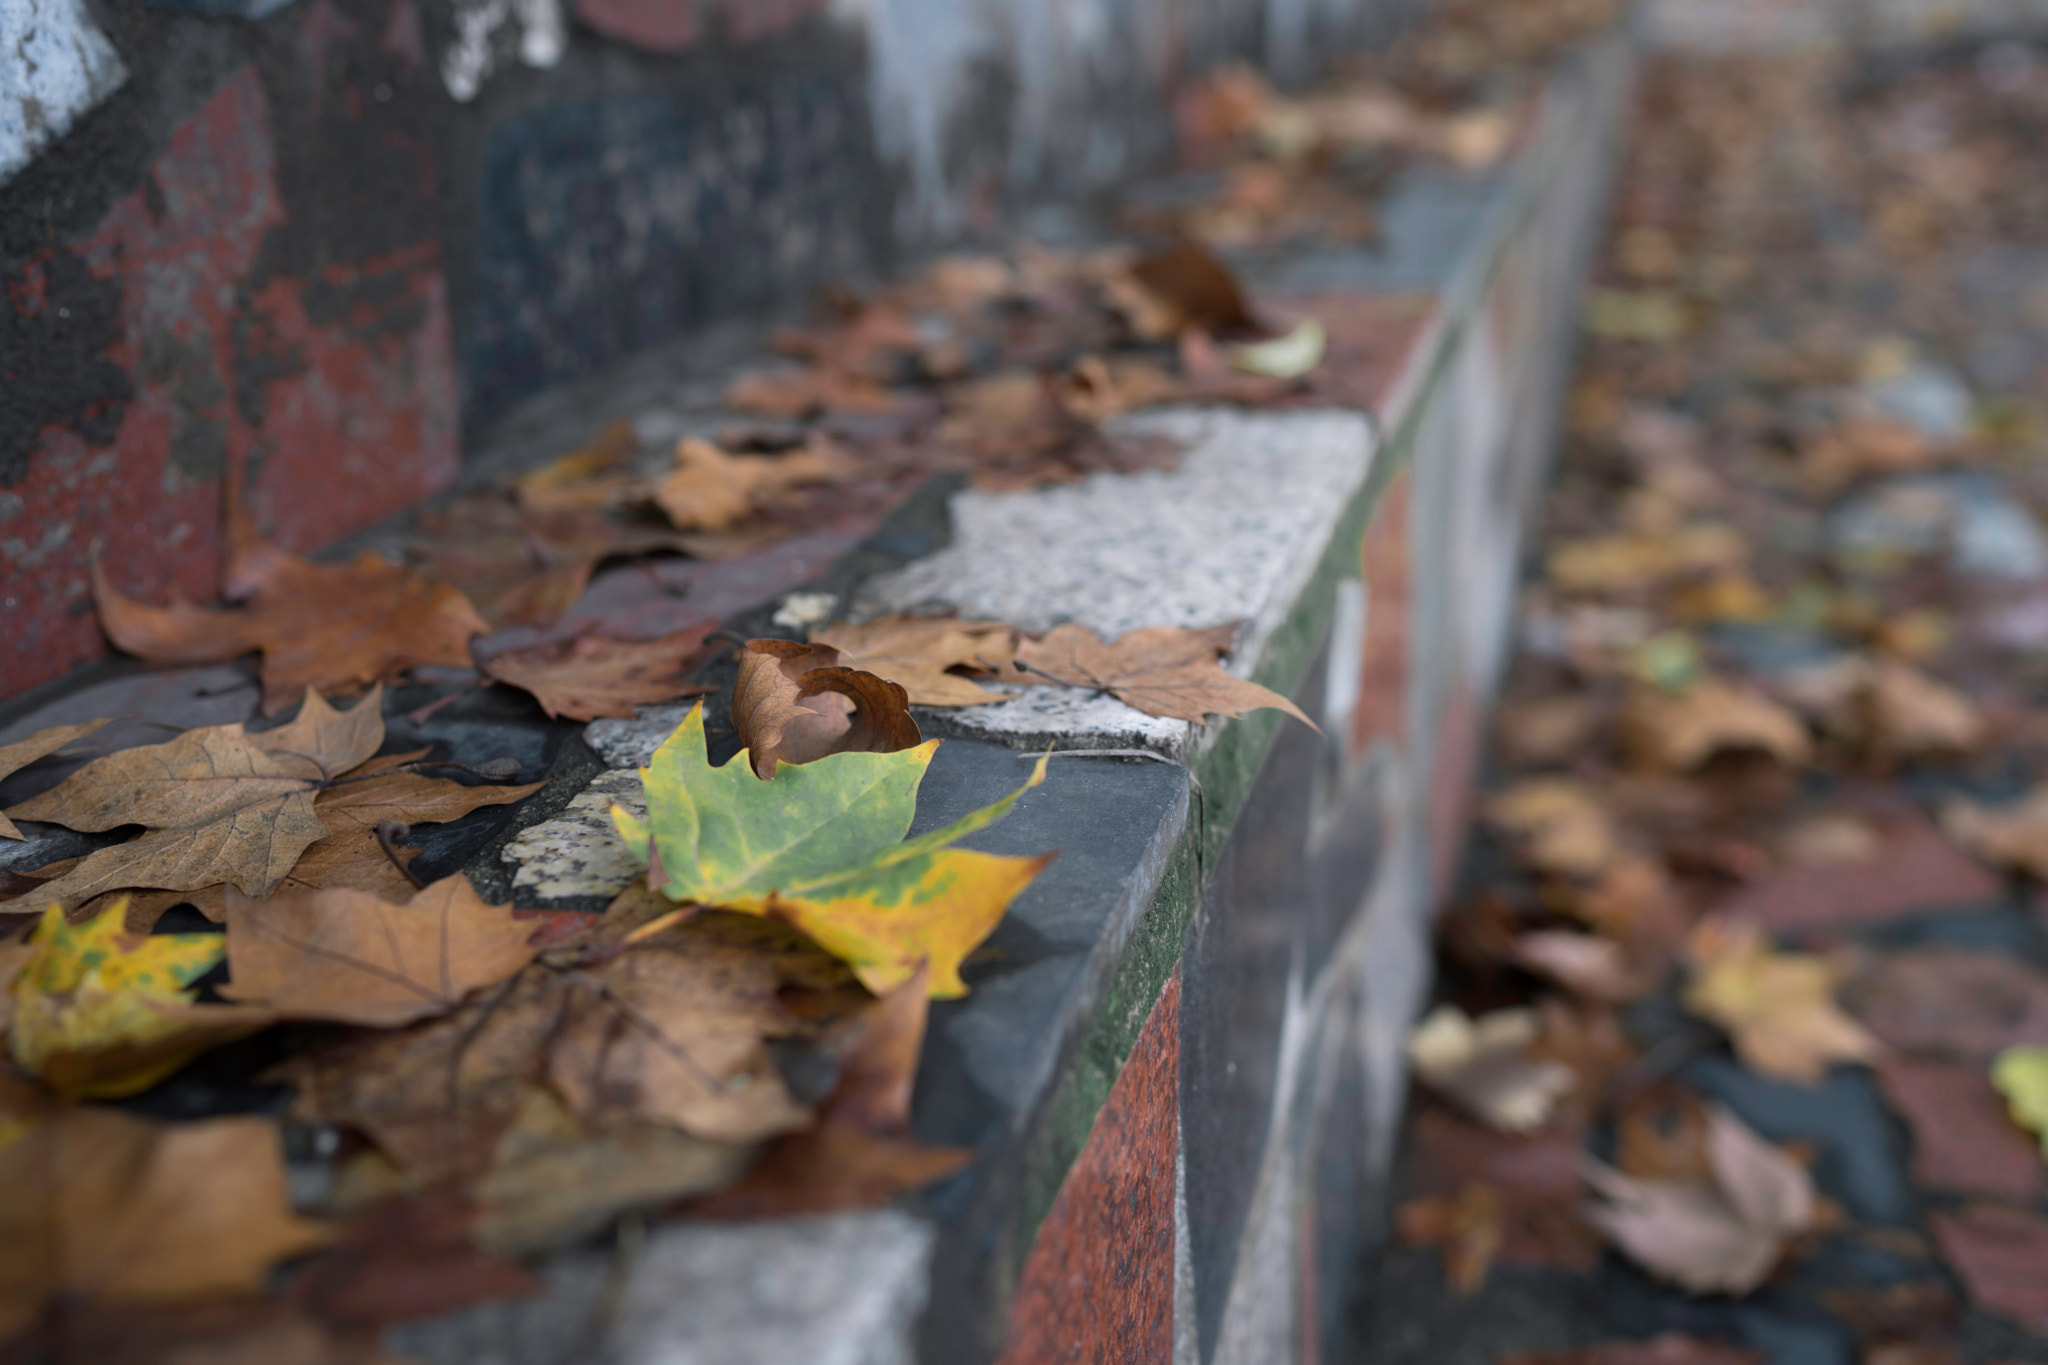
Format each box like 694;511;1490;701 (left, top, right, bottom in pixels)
1000;972;1181;1365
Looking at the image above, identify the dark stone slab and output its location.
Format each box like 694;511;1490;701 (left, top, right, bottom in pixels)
909;743;1190;1150
1678;1056;1914;1227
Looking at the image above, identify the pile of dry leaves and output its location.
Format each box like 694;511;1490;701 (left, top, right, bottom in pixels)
1392;41;2048;1365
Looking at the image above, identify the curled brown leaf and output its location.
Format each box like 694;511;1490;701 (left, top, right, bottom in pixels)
730;640;922;779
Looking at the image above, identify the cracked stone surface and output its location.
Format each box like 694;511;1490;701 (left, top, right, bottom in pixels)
500;768;644;900
586;702;696;770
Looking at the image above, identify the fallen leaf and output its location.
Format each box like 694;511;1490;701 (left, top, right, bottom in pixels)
545;918;822;1143
11;901;268;1098
1779;813;1883;866
1498;1336;1762;1365
221;878;541;1028
1585;1105;1818;1294
281;967;566;1183
0;1101;329;1335
809;615;1019;707
1546;524;1745;594
723;366;904;419
0;719;110;840
613;705;1051;997
1990;1045;2048;1158
653;437;852;532
1623;679;1811;771
1125;240;1258;335
729;640;923;779
1858;662;1984;760
1615;1087;1713;1182
468;1088;754;1256
1495;695;1605;769
1513;930;1656;1002
2;689;385;909
1006;622;1319;730
1844;948;2048;1062
1408;1005;1576;1134
1877;1057;2042;1196
94;507;486;715
408;493;686;631
1944;783;2048;880
511;418;638;513
478;625;718;721
1230;318;1326;378
1396;1182;1503;1293
286;912;861;1181
268;756;543;907
1485;779;1622;879
1926;1204;2048;1331
686;964;976;1219
1683;917;1880;1083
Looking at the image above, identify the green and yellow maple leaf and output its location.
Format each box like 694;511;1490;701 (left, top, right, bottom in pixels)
1992;1045;2048;1159
9;901;268;1098
611;705;1051;998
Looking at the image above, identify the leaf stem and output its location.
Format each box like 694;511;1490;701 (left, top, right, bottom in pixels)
374;820;429;890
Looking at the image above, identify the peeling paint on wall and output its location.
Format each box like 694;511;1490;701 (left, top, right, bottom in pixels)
0;0;126;185
1;65;458;698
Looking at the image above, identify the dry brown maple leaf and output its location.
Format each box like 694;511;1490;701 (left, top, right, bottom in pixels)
282;966;564;1184
1395;1182;1504;1294
2;689;386;910
409;491;687;631
512;417;639;514
94;511;486;716
1858;661;1985;759
1942;783;2048;881
654;437;853;532
0;1086;329;1336
1622;679;1811;771
1683;917;1880;1084
1585;1104;1818;1295
286;912;862;1182
1408;1004;1576;1134
221;877;542;1028
808;616;1019;707
478;624;718;721
1484;779;1623;880
730;639;923;779
0;718;110;840
32;751;541;930
1007;622;1319;730
546;924;824;1144
466;1087;754;1257
687;962;977;1219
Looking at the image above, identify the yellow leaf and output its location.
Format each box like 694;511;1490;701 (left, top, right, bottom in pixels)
1683;917;1880;1084
748;846;1055;999
11;902;266;1098
1991;1046;2048;1159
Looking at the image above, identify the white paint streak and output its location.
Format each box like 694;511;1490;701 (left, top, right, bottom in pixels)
440;0;562;102
0;0;126;185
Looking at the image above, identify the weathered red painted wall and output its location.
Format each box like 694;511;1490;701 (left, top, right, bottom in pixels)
1;66;457;699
